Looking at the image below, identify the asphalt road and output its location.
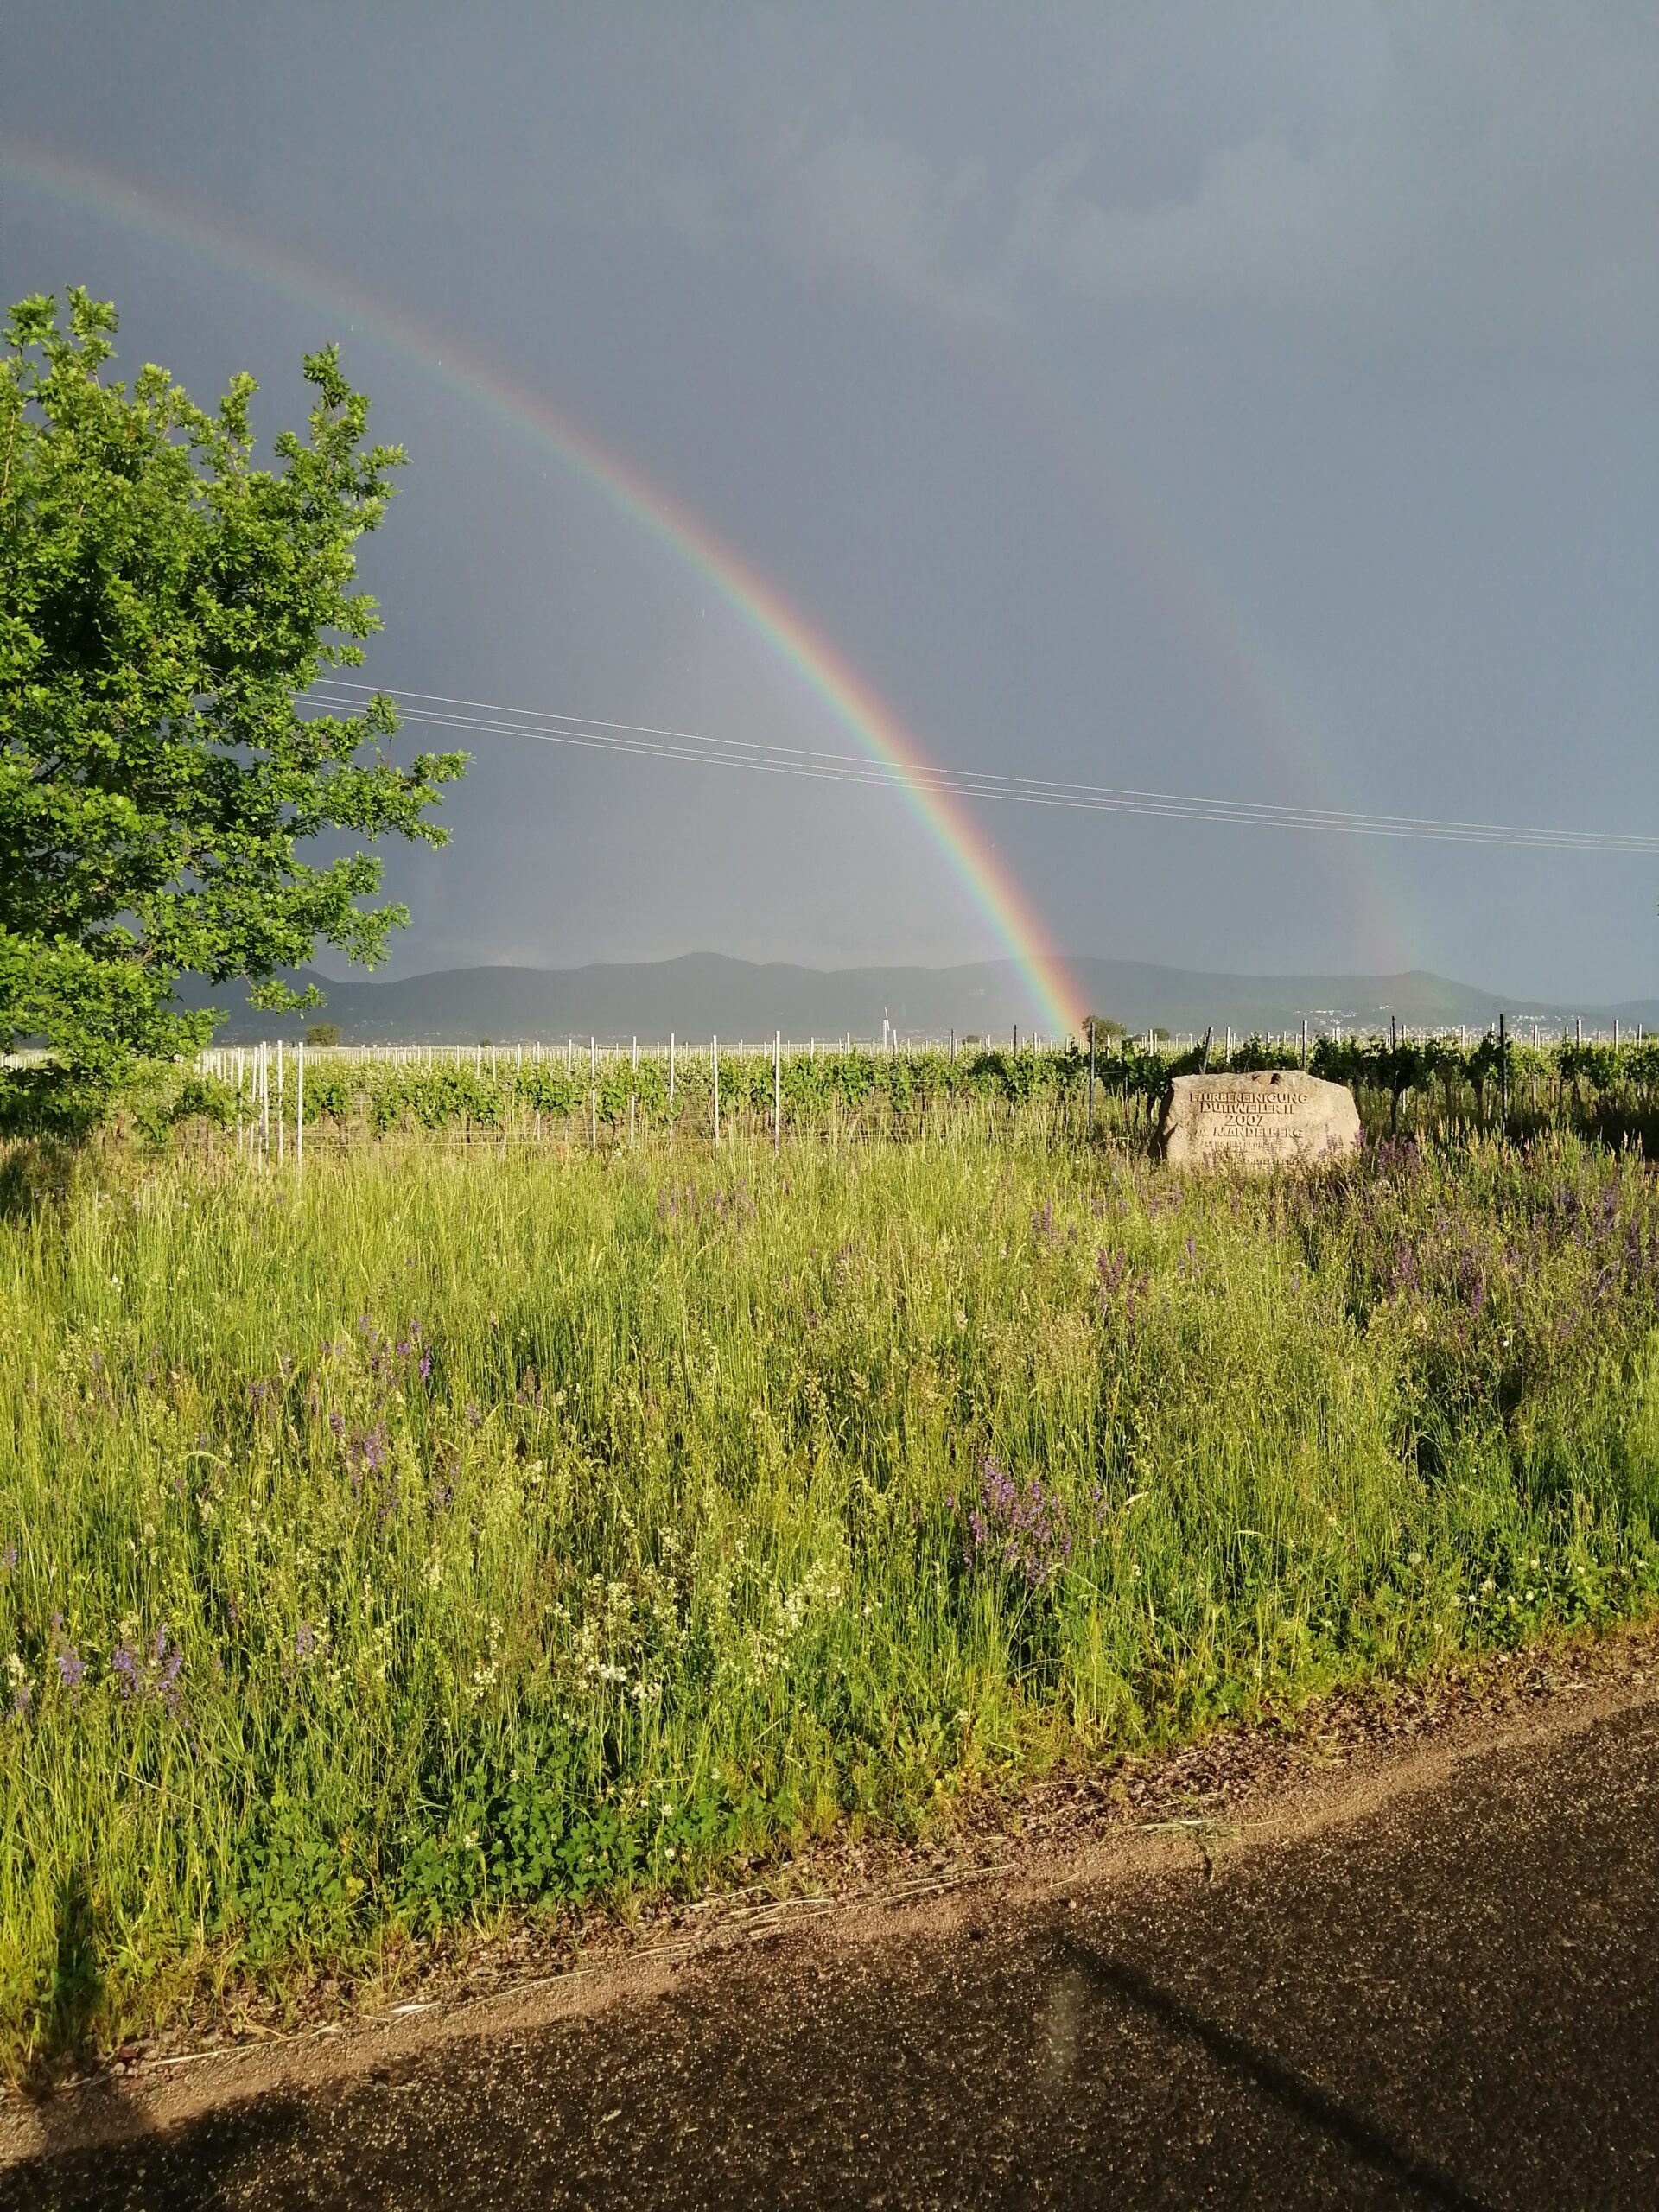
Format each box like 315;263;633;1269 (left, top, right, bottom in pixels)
9;1691;1659;2209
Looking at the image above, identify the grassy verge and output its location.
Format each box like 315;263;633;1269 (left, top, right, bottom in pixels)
3;1127;1658;2072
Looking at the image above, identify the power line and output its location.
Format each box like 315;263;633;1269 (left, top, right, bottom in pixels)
304;680;1659;851
302;677;1659;855
308;677;1610;839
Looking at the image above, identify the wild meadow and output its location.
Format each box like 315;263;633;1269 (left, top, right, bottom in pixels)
3;1117;1659;2071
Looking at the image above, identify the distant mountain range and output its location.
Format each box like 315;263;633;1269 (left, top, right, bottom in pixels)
172;953;1659;1045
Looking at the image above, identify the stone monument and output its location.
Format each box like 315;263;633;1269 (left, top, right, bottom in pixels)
1157;1070;1362;1170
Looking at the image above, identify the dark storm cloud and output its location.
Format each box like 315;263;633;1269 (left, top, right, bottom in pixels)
3;4;1657;1000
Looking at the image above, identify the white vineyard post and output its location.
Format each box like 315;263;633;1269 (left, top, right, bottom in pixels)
296;1041;304;1179
773;1030;781;1153
669;1033;676;1103
713;1035;720;1150
589;1037;597;1151
276;1040;285;1166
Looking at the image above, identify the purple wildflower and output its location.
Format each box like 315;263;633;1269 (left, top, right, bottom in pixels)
57;1647;86;1690
959;1454;1075;1588
111;1643;143;1698
149;1628;185;1714
296;1623;316;1661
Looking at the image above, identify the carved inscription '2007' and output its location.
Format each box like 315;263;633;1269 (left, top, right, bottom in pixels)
1158;1071;1362;1170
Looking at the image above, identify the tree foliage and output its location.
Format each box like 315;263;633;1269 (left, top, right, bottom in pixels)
0;288;467;1121
1082;1014;1124;1044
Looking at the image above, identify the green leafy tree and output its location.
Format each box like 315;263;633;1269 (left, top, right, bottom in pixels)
303;1022;341;1049
0;288;467;1123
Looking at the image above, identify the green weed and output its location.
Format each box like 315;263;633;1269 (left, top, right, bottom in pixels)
0;1128;1656;2068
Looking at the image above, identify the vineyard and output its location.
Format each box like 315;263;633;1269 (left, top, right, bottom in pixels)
21;1027;1659;1154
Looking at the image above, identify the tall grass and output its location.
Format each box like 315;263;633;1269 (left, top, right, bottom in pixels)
2;1128;1658;2069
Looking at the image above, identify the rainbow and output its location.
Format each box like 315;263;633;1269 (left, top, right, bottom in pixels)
976;337;1414;974
813;261;1417;974
0;139;1085;1036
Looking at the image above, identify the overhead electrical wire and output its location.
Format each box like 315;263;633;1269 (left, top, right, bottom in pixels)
300;677;1659;856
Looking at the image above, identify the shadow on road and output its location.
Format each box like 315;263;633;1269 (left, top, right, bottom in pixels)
1;2094;309;2212
1060;1937;1492;2212
1;1867;308;2212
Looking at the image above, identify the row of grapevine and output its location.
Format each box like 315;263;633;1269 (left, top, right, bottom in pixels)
146;1028;1659;1154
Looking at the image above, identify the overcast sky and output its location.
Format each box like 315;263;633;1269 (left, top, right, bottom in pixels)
4;3;1658;998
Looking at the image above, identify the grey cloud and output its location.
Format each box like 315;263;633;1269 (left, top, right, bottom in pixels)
5;0;1656;1003
630;7;1659;377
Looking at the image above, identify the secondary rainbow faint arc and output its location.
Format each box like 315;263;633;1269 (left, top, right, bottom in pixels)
1;139;1085;1038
